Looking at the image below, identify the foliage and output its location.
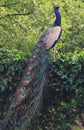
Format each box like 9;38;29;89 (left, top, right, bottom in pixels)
49;50;84;113
0;0;35;52
0;48;28;101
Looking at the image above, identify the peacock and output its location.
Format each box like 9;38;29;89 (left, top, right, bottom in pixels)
43;4;62;50
1;4;62;130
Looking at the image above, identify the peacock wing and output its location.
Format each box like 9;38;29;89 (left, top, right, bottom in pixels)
43;26;61;50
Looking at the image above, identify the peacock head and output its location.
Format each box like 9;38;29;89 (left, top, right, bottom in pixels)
53;4;60;10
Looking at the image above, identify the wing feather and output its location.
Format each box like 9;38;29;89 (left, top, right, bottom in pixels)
43;26;61;50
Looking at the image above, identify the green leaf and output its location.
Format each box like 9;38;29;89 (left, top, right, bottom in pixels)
0;65;4;72
3;79;8;86
0;84;6;92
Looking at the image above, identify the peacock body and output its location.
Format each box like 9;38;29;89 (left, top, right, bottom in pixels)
43;4;62;50
1;4;62;130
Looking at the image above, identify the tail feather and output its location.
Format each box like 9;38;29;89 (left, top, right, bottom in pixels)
1;30;49;130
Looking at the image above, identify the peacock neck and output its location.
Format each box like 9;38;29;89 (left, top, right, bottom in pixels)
54;9;61;26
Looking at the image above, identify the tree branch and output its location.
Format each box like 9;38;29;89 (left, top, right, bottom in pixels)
0;12;33;20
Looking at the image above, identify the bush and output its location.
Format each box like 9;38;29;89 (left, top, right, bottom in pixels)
49;50;84;114
0;48;28;103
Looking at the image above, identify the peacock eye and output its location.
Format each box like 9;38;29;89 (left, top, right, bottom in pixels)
22;92;26;97
22;86;25;90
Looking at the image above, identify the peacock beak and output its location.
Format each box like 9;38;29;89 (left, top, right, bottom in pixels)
55;5;60;9
52;3;60;10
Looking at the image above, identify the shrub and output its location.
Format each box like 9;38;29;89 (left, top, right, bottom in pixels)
0;48;28;103
49;50;84;114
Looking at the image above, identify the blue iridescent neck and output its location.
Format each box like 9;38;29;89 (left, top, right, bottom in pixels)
54;9;61;26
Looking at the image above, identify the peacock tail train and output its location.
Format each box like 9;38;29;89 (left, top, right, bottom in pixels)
1;30;49;130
